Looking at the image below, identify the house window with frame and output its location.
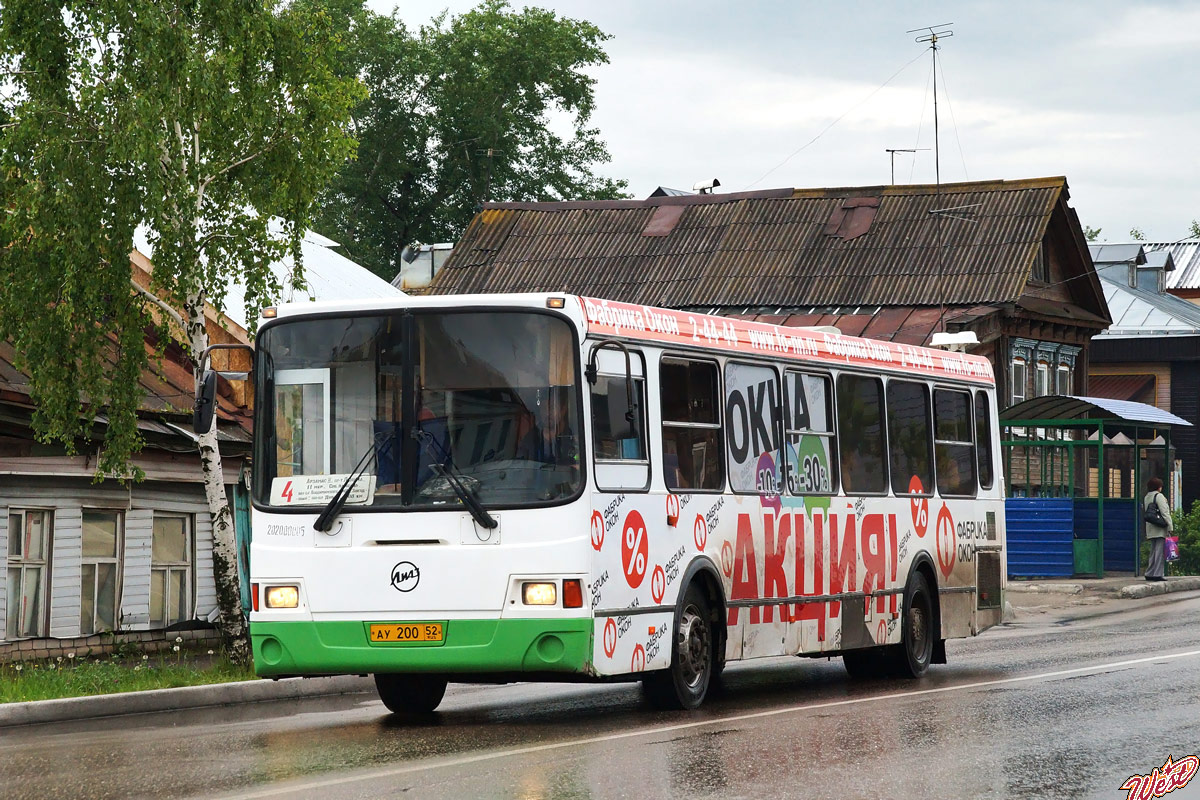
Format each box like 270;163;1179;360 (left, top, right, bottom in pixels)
81;510;122;635
1011;358;1027;405
1035;361;1051;397
151;514;192;628
1056;363;1072;395
7;510;51;639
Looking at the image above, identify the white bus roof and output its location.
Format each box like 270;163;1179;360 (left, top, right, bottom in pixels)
266;293;995;386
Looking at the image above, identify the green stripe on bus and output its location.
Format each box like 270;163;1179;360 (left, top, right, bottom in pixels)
251;618;594;676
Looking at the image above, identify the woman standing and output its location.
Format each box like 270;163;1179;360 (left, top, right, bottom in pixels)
1143;477;1172;581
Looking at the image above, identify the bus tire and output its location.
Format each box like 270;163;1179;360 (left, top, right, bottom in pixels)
373;673;448;714
642;584;714;710
891;569;935;678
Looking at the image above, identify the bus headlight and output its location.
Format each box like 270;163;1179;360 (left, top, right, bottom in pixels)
522;582;557;605
265;585;300;609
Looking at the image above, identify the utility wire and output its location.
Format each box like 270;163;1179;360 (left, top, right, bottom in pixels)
744;50;927;190
908;57;934;183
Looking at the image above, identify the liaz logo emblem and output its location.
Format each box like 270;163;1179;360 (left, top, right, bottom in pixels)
390;561;420;592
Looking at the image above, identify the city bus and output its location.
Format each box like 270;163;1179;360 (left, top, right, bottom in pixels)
227;293;1005;712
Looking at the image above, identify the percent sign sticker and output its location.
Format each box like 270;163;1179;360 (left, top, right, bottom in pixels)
603;618;617;659
621;510;649;588
909;474;929;538
693;513;708;551
935;504;956;578
590;510;606;552
631;643;646;672
650;565;666;604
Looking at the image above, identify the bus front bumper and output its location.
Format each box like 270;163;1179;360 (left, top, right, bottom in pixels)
250;618;594;677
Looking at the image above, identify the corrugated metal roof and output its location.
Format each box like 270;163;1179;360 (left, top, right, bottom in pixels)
434;177;1074;309
1088;243;1146;266
1149;239;1200;290
1001;395;1191;427
1096;274;1200;336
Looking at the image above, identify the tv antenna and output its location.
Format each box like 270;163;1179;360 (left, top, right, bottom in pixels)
907;23;953;185
907;23;956;332
885;148;929;184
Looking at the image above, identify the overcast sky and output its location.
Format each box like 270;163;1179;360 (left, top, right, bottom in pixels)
372;0;1200;243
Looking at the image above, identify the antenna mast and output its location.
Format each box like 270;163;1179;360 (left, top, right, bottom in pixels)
908;23;955;332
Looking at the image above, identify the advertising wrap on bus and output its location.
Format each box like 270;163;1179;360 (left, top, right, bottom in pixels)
239;293;1004;713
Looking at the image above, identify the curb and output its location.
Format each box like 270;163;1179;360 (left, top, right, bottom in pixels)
1118;576;1200;600
1006;583;1084;595
0;674;375;728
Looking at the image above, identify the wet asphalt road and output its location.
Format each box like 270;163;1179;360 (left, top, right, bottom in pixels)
3;591;1200;800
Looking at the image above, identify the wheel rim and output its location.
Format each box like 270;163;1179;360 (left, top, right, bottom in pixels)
909;591;931;665
676;602;711;689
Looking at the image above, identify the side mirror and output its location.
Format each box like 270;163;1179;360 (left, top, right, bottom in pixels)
194;370;217;434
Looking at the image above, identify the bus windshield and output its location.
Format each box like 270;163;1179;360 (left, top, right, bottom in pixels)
253;310;582;510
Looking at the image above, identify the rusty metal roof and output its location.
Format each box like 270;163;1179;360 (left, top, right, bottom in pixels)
434;177;1072;309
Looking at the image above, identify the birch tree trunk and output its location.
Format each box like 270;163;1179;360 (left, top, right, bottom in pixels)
186;291;249;662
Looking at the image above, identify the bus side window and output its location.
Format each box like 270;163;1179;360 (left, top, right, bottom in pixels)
724;362;781;495
836;374;887;494
886;380;933;497
975;391;995;490
590;347;650;492
934;388;977;497
661;358;724;491
783;371;837;495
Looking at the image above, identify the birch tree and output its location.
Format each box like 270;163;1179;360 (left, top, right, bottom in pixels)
0;0;362;656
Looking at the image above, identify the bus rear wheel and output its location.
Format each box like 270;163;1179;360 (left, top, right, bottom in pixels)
891;570;935;678
374;673;448;714
643;585;714;710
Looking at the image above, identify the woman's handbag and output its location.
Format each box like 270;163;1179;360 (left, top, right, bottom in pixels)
1144;492;1169;528
1165;535;1180;562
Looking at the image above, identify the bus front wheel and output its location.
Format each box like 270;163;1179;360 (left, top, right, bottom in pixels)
642;584;715;710
374;673;448;714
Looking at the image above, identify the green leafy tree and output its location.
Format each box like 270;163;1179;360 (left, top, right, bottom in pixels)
315;0;628;279
1129;226;1146;241
1083;225;1102;242
0;0;362;655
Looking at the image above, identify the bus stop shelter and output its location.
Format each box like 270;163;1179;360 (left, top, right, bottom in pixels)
1001;395;1190;578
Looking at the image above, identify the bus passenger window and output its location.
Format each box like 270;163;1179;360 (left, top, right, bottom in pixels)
836;374;887;494
935;389;977;496
887;380;933;497
784;371;837;494
975;392;994;490
661;358;724;491
591;376;647;461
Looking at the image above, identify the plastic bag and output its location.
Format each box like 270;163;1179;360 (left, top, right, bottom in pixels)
1165;535;1180;562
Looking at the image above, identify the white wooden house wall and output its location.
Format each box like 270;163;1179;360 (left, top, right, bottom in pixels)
0;478;226;642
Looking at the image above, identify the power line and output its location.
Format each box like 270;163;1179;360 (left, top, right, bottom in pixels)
743;49;927;190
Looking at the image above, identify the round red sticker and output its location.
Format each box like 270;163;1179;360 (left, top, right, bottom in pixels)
621;510;649;588
693;513;708;551
935;504;956;578
877;619;888;644
602;617;617;659
631;643;646;672
650;565;666;604
590;510;605;552
666;494;680;526
909;474;929;538
720;540;734;578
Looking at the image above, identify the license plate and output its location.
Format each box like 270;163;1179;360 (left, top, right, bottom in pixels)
369;623;443;643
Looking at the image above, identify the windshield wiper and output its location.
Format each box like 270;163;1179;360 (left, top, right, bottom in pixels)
412;428;498;530
314;430;391;532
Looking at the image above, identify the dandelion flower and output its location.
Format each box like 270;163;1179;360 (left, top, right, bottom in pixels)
142;655;149;661
172;645;180;652
175;636;183;644
56;656;63;663
68;653;75;660
207;650;214;656
14;665;22;672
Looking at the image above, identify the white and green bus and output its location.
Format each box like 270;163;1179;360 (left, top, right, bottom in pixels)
225;293;1005;712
